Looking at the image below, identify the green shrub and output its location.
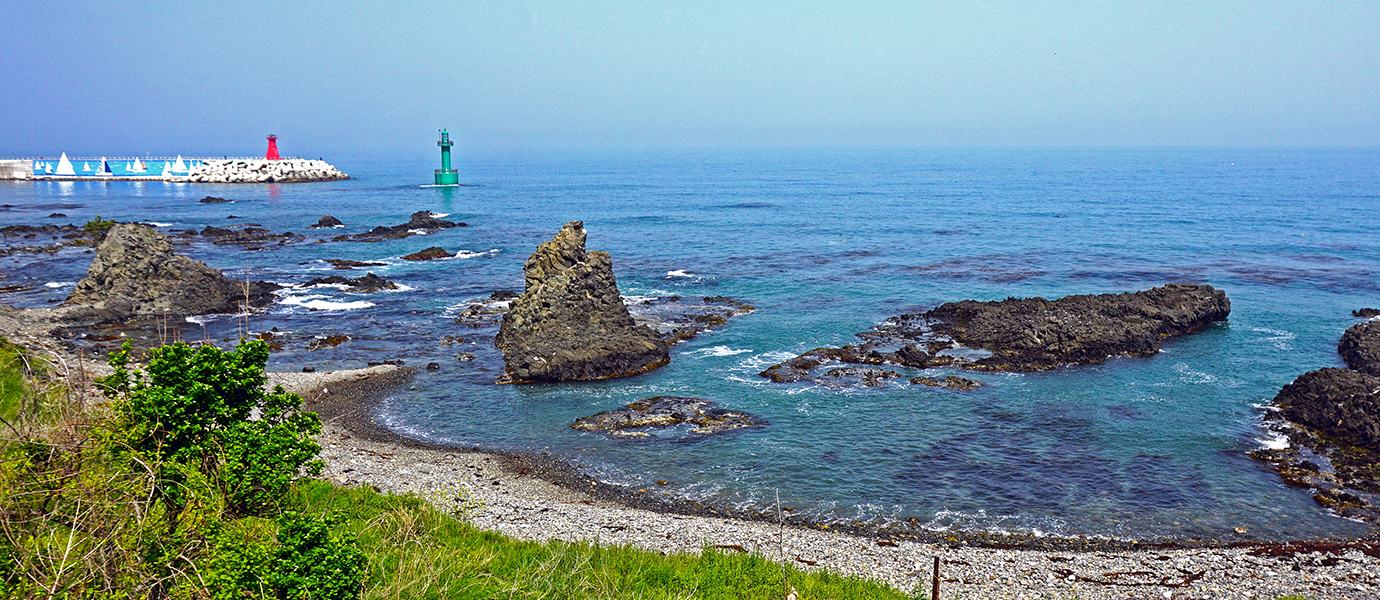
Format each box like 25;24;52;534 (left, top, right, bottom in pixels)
205;512;366;600
100;340;323;518
83;215;115;234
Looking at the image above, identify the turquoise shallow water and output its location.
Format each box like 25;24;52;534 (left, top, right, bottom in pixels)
3;147;1378;541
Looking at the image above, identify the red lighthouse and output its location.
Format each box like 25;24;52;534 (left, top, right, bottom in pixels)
265;135;281;160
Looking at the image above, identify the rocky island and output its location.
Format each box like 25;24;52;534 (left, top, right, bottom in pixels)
494;221;669;382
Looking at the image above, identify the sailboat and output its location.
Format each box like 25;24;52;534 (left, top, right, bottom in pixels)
128;157;147;173
98;157;112;176
55;153;76;176
172;155;188;173
161;162;173;177
83;162;91;172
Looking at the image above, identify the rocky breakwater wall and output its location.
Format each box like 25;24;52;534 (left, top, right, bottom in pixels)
186;159;349;183
494;221;669;383
62;223;279;322
1257;318;1380;521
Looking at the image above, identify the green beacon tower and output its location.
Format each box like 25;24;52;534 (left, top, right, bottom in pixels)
435;129;459;185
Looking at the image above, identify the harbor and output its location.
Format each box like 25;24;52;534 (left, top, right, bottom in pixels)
0;136;348;183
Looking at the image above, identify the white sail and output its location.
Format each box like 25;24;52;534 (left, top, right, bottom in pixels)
83;162;91;172
128;157;146;173
161;162;173;177
98;157;112;175
55;153;76;176
173;155;188;172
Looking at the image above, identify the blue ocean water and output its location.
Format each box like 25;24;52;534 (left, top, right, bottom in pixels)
3;147;1378;541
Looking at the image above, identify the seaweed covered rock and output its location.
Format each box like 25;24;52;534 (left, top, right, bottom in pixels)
494;221;668;382
1339;320;1380;376
923;283;1230;371
572;396;765;438
64;223;278;319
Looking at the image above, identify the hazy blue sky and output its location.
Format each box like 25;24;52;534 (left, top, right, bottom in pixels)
3;1;1376;156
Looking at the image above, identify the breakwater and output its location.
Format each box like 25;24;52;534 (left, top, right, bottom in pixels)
0;157;348;183
187;159;349;183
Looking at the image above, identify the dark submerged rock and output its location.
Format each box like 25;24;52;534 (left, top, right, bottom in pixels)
199;224;301;246
302;272;397;292
333;211;466;242
572;395;766;438
63;223;278;320
402;246;454;261
1353;308;1380;318
198;196;233;203
911;375;983;390
922;283;1230;371
1338;320;1380;376
494;221;669;382
325;258;386;269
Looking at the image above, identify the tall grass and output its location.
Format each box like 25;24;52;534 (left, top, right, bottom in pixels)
0;339;908;599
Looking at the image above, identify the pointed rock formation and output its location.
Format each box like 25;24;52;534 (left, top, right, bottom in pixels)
64;223;278;320
495;221;668;382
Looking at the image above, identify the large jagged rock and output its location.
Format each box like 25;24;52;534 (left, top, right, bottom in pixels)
923;283;1231;371
1339;320;1380;376
63;223;278;319
494;221;668;382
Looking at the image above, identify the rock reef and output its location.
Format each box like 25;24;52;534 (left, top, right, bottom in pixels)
572;396;766;438
334;211;466;242
923;283;1230;371
186;159;349;183
1255;315;1380;521
760;284;1230;386
494;221;669;383
63;223;278;320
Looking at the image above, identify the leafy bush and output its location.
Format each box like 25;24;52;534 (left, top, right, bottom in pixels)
82;215;115;234
206;512;367;600
100;340;323;517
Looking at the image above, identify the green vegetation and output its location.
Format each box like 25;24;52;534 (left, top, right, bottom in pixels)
0;338;907;599
82;216;115;234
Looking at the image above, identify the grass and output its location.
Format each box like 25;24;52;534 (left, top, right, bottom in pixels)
0;339;908;599
297;480;909;599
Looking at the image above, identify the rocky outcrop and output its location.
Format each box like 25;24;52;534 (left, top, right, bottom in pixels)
1273;368;1380;454
402;247;453;261
63;223;278;320
302;272;397;292
333;211;466;242
922;283;1230;371
186;159;349;183
494;221;668;382
1353;308;1380;318
760;284;1227;385
310;216;344;229
911;375;983;390
1253;312;1380;522
1339;321;1380;376
198;196;232;203
572;396;765;438
200;225;301;246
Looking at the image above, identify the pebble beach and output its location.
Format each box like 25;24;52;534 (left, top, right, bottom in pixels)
273;365;1380;600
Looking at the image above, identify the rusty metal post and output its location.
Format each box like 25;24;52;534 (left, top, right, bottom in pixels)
932;556;940;600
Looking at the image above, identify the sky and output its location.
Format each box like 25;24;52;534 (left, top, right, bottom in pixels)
2;0;1377;155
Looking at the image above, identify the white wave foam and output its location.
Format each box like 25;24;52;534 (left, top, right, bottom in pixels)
686;345;753;358
43;281;76;288
430;212;450;218
146;221;171;227
184;315;212;325
407;229;430;235
455;249;500;259
1256;430;1290;450
666;269;693;278
281;295;375;311
1249;327;1295;351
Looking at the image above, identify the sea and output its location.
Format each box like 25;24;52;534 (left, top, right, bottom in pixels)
3;146;1378;542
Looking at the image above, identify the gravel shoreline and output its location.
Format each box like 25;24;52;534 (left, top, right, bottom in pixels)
270;365;1380;600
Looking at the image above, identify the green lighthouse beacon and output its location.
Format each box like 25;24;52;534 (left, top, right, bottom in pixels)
435;129;459;185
